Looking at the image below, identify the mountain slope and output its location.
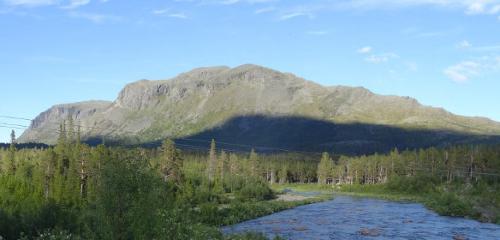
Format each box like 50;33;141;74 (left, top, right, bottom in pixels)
19;64;500;152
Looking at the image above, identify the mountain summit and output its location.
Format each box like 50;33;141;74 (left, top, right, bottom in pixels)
19;64;500;153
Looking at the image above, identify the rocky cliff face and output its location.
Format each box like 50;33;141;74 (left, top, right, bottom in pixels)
18;64;500;148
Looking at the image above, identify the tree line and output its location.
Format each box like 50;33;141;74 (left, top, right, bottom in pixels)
1;117;500;238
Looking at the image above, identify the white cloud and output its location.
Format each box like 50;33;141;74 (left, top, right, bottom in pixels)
4;0;96;8
3;0;58;7
444;56;500;82
335;0;500;16
68;11;120;23
456;40;472;49
356;46;398;63
168;12;188;19
61;0;89;9
152;8;188;19
278;11;312;20
357;46;372;54
152;8;169;15
255;6;275;14
365;52;399;63
444;61;480;82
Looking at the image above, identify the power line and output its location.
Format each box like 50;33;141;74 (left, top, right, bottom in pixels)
177;137;323;155
0;115;32;121
0;122;29;128
0;125;27;130
175;143;246;154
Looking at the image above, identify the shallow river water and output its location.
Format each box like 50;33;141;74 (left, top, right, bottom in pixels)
222;195;500;240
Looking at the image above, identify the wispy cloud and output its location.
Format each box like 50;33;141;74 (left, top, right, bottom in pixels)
444;56;500;83
456;40;471;49
168;12;188;19
364;52;399;63
3;0;58;7
152;8;168;15
61;0;90;9
357;46;372;54
278;11;311;20
357;46;398;63
4;0;108;8
68;11;121;23
334;0;500;16
152;8;188;19
255;6;275;14
444;61;480;83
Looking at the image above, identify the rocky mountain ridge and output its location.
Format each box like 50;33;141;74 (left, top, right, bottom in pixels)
19;64;500;152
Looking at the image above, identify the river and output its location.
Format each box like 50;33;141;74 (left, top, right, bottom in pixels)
222;195;500;239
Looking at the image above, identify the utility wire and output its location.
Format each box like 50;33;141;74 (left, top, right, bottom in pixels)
0;122;29;128
0;125;27;130
0;115;32;121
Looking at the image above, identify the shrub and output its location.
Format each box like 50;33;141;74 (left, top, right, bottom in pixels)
386;175;438;194
235;178;274;201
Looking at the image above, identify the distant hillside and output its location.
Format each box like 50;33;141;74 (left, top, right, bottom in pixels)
19;64;500;154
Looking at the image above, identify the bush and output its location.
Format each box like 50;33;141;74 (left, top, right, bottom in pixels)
235;179;274;201
386;175;438;194
426;192;473;217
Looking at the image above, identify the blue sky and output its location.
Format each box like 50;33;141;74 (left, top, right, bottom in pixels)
1;0;500;143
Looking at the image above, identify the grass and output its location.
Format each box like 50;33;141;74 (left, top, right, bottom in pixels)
270;183;335;193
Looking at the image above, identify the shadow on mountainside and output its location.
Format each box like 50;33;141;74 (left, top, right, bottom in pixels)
124;114;500;155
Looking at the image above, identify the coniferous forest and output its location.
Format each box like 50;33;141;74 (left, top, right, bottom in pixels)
1;120;500;239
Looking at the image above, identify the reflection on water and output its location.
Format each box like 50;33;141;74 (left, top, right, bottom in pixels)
222;195;500;240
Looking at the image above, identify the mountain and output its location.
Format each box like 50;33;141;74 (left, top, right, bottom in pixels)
19;64;500;154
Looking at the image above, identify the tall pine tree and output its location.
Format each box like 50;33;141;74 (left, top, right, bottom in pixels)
8;130;16;175
160;139;183;184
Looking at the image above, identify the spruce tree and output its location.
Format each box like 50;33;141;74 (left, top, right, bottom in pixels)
160;139;182;184
8;130;16;175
